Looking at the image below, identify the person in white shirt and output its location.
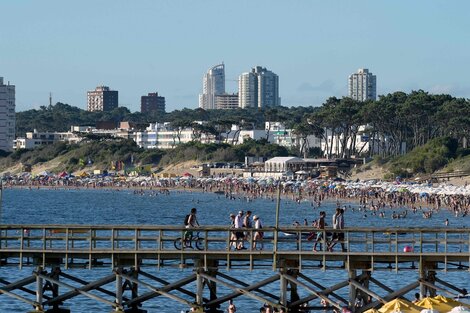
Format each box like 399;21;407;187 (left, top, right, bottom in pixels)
234;211;246;250
253;215;264;250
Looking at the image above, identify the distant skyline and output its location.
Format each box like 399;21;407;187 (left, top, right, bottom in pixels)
1;1;470;112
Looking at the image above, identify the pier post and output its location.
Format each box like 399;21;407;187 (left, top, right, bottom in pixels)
44;267;70;313
28;266;45;313
205;260;220;313
196;268;204;306
348;269;357;311
288;269;300;313
114;268;124;313
279;271;287;308
124;268;147;313
419;262;437;298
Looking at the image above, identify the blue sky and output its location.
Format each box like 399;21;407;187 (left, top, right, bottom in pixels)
1;1;469;112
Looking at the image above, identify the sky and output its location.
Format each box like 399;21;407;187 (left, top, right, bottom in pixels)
1;1;470;113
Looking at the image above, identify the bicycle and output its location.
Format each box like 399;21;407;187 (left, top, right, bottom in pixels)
174;231;205;250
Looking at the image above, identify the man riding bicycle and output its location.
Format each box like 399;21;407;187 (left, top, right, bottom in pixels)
184;208;199;247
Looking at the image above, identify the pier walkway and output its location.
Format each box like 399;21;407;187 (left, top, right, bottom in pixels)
0;225;469;312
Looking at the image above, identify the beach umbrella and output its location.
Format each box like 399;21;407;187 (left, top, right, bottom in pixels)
433;296;470;309
416;297;453;312
372;298;423;313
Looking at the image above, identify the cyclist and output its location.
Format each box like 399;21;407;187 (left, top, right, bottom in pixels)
184;208;199;247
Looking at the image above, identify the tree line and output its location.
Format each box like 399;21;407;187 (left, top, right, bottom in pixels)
15;90;470;159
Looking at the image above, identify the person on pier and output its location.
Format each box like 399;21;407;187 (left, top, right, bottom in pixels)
184;207;199;247
313;211;326;252
234;210;246;250
253;215;264;249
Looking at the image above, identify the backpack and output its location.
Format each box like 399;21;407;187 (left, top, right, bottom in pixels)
184;214;190;226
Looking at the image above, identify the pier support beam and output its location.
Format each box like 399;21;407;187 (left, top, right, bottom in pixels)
348;269;357;310
28;266;46;313
205;261;221;313
44;267;70;313
123;268;147;313
419;262;437;298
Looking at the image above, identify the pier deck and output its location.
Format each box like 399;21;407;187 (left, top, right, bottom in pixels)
1;225;469;312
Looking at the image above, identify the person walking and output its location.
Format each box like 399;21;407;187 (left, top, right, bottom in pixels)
243;210;253;243
313;211;326;252
329;208;345;252
228;213;236;250
252;215;264;250
234;211;246;250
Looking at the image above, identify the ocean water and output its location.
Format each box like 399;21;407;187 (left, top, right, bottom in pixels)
0;188;468;312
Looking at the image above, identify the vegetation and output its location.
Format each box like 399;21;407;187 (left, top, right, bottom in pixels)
387;137;459;177
0;138;290;174
7;89;470;177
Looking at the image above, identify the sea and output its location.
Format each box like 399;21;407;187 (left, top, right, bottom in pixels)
0;188;469;312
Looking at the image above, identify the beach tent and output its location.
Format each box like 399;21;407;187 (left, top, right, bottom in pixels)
416;297;454;312
433;296;470;309
364;298;423;313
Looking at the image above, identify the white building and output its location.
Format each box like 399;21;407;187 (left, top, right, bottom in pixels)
134;122;216;150
239;66;280;108
0;77;15;151
320;125;404;157
264;156;305;174
266;122;322;154
348;68;376;101
199;64;225;110
15;129;82;150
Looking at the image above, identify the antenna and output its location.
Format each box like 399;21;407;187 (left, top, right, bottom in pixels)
49;92;52;109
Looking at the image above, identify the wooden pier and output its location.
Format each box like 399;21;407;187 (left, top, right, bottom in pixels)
0;225;469;312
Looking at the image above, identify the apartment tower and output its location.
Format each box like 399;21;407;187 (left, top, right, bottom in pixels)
141;92;166;114
0;77;15;151
348;68;377;101
199;63;225;110
87;86;119;112
239;66;280;108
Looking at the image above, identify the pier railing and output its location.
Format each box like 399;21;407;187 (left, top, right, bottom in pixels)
0;225;469;270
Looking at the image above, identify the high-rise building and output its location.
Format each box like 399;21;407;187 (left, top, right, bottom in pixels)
348;68;376;101
199;63;225;110
141;92;166;114
214;93;239;110
0;77;15;152
87;86;118;112
238;66;280;109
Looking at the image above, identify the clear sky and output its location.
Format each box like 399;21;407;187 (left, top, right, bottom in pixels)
1;1;469;112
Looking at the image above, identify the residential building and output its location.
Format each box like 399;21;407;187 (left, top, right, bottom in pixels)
0;77;15;151
348;68;376;101
15;129;81;150
214;93;239;109
141;92;165;114
87;86;118;112
199;63;225;110
239;66;280;108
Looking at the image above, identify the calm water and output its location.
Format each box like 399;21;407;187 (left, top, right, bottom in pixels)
0;188;469;312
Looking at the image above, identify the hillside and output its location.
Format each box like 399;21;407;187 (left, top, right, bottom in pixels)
0;139;290;175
